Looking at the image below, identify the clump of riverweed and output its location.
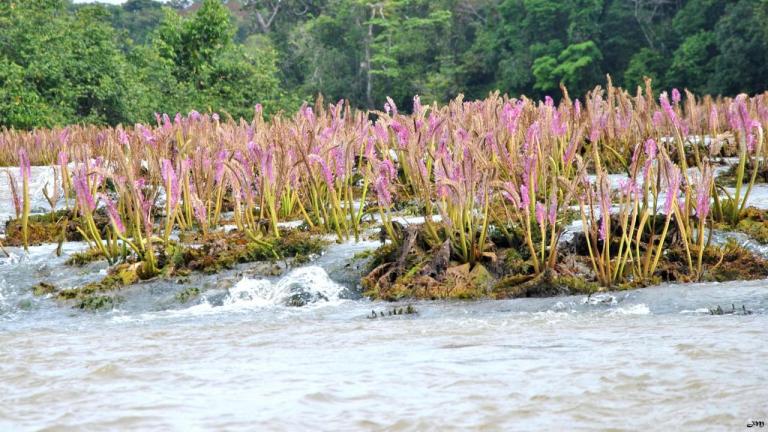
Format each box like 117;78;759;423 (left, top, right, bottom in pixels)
730;207;768;244
55;263;140;304
3;210;107;247
66;247;106;266
361;224;598;300
3;82;768;306
171;229;327;275
32;282;57;296
79;295;120;311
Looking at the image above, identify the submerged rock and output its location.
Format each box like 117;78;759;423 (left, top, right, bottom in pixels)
709;304;753;316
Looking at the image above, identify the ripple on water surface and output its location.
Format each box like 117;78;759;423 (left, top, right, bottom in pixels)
1;273;767;430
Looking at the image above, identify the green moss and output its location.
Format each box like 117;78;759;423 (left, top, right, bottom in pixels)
3;209;110;247
364;242;399;272
659;240;768;283
352;249;374;261
502;248;534;275
555;275;600;295
179;230;328;274
32;282;56;296
732;207;768;244
78;295;119;310
175;287;200;303
66;248;105;266
56;263;138;301
492;269;598;298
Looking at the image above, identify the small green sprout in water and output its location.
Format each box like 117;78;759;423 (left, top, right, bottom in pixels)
367;304;417;319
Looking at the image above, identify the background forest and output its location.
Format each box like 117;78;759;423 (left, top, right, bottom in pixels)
1;0;767;129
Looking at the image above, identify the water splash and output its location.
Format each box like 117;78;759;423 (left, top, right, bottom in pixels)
227;266;346;307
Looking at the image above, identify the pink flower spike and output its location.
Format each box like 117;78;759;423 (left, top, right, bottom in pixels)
644;139;657;159
413;95;422;115
664;165;681;214
520;185;530;210
599;215;609;241
548;197;557;226
58;151;68;168
214;151;227;184
652;111;664;128
118;127;130;146
308;154;334;189
74;170;96;212
161;159;180;209
671;88;681;104
501;182;521;208
385;97;398;116
535;202;546;227
18;148;30;179
100;193;125;235
695;169;712;220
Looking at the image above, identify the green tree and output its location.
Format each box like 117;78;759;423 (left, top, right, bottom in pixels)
533;41;603;95
0;0;147;127
710;0;768;95
623;47;668;90
152;0;287;117
666;31;716;93
0;58;61;128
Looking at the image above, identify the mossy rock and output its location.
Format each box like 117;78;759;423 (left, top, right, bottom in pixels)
78;295;120;310
3;209;110;247
492;268;599;298
32;282;57;296
364;242;399;273
66;248;105;266
56;263;138;301
660;240;768;283
732;207;768;244
177;230;327;275
175;287;200;303
367;262;498;301
703;242;768;282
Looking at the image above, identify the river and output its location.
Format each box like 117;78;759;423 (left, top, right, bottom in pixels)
1;168;767;430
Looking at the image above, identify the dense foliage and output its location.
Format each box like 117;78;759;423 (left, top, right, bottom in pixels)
3;83;767;291
1;0;767;129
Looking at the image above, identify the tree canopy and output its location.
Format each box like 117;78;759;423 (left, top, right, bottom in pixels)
1;0;767;129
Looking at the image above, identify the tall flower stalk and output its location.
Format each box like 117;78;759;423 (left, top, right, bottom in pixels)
19;149;31;252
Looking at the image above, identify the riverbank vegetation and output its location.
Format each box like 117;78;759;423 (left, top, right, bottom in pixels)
2;82;768;305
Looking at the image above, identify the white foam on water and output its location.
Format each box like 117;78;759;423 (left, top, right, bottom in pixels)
607;303;651;316
227;266;345;307
111;266;347;323
680;308;711;315
582;293;618;306
0;279;8;311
